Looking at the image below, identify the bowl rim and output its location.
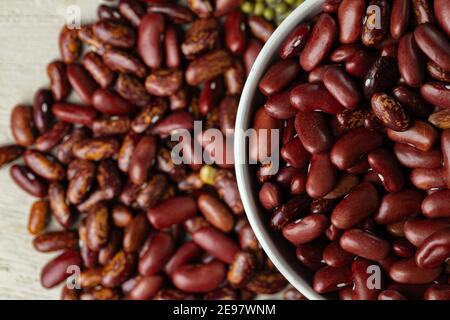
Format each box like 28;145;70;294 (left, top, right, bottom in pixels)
234;0;326;300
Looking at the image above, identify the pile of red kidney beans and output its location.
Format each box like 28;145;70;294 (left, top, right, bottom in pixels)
254;0;450;300
0;0;312;300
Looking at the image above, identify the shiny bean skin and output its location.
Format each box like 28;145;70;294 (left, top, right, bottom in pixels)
331;182;380;230
147;196;197;230
331;127;383;170
192;227;240;264
306;153;337;199
393;143;442;169
40;249;81;289
24;150;65;181
128;136;156;185
92;89;136;116
47;60;71;101
164;242;201;276
138;232;175;276
340;229;390;261
391;0;410;40
414;24;450;72
398;33;425;88
434;0;450;38
423;285;450;300
282;214;329;246
198;194;234;233
386;120;438;152
10;165;47;197
338;0;365;44
410;167;447;190
300;14;337;72
280;137;310;169
67;64;99;106
404;218;450;247
352;258;382;300
279;23;311;60
323;66;361;109
52;103;98;126
323;241;355;267
421;190;450;219
368;148;405;193
389;258;442;284
259;59;300;96
137;13;165;69
420;82;450;109
375;189;425;225
415;228;450;269
290;83;344;115
295;111;334;154
313;265;352;293
172;261;226;293
10;105;36;147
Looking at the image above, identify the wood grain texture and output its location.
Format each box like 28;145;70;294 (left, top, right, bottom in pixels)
0;0;99;300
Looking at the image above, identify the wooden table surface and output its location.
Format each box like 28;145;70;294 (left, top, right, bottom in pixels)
0;0;100;300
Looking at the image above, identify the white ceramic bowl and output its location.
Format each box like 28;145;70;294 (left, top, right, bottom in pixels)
235;0;326;300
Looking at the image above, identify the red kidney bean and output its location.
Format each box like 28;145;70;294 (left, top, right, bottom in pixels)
323;66;361;109
392;85;431;120
295;111;334;154
33;89;53;135
398;33;425;88
259;182;283;211
192;227;239;264
375;189;425;225
340;229;390;261
164;25;181;69
387;120;438;152
423;285;450;300
164;242;201;276
35;122;71;152
410;167;447;190
147;196;197;230
330;44;360;63
10;165;47;197
67;64;99;106
283;214;329;246
40;249;81;289
345;49;378;79
392;238;416;258
47;61;71;101
128;275;164;300
225;11;246;55
139;232;174;276
352;258;382;300
10;105;36;147
331;182;380;229
300;14;337;72
259;59;300;97
306;153;337;199
279;23;311;59
415;228;450;269
138;13;165;68
420;82;450;109
393;143;442;169
247;16;274;44
338;0;365;44
331;127;383;170
368;148;405;192
118;0;145;27
421;190;450;219
364;56;400;98
172;260;226;293
296;243;326;272
290;83;344;114
414;24;450;71
323;241;355;267
128;136;156;185
92;88;135;115
391;0;411;39
243;38;262;75
52;103;98;126
434;0;450;38
389;258;442;284
405;218;450;248
313;265;352;293
280;137;310;169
